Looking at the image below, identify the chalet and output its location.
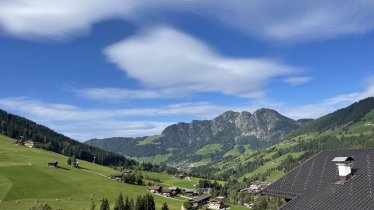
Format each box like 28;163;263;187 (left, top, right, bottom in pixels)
110;172;123;181
244;202;255;208
161;186;181;197
162;189;173;197
190;194;211;207
261;149;374;209
183;189;198;197
147;185;162;193
207;199;224;209
47;161;58;167
208;197;225;209
24;140;43;148
169;186;181;195
243;181;271;193
175;174;185;179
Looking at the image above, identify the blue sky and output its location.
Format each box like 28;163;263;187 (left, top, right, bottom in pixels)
0;0;374;140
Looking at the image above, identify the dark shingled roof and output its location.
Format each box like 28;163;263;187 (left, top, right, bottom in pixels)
261;149;374;210
191;194;211;203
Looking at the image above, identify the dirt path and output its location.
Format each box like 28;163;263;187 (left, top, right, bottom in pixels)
80;168;108;178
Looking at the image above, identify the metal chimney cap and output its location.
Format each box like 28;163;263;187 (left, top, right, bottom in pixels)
332;157;354;162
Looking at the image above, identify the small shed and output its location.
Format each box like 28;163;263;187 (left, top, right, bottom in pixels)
148;185;162;193
110;172;123;181
24;140;43;148
47;161;58;167
183;189;198;197
175;174;185;179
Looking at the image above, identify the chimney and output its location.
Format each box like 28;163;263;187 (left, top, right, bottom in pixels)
332;157;354;182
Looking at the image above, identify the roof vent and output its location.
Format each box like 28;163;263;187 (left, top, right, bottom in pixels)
332;157;354;182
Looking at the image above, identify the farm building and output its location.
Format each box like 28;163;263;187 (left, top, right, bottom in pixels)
110;172;123;181
162;189;173;197
24;140;43;148
147;185;162;193
207;197;225;209
261;149;374;209
190;194;211;207
182;189;198;197
175;174;185;179
47;161;58;167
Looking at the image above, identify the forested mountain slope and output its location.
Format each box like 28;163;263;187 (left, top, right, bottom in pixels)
0;109;136;167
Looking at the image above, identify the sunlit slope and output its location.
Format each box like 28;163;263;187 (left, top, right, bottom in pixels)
0;135;183;210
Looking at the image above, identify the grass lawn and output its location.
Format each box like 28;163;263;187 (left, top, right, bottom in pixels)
265;170;285;181
262;151;277;160
132;154;171;164
195;144;223;155
137;135;161;145
240;160;280;180
142;171;198;189
0;135;184;210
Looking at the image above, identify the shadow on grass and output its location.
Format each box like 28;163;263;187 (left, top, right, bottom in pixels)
56;166;70;170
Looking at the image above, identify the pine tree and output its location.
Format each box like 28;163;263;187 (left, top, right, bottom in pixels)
129;198;135;210
135;195;144;210
124;196;131;210
161;202;169;210
144;194;155;210
100;198;110;210
114;193;125;210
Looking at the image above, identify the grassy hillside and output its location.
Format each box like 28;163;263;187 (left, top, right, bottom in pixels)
0;134;183;210
291;97;374;136
0;134;247;210
195;144;223;155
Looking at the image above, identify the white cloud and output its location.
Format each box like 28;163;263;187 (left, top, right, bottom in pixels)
1;82;373;140
279;83;374;119
0;97;228;139
75;87;186;102
283;76;312;85
2;0;374;41
0;0;131;40
103;27;295;99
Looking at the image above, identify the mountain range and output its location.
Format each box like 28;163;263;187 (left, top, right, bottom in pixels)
85;97;374;172
85;108;302;165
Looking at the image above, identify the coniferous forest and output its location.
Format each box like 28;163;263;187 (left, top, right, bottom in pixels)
0;109;136;167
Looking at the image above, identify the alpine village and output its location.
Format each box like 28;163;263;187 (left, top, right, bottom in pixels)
0;97;373;210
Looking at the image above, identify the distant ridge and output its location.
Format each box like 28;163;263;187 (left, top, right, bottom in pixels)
291;97;374;136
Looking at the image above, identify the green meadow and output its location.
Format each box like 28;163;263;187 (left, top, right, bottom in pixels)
0;135;184;210
0;135;247;210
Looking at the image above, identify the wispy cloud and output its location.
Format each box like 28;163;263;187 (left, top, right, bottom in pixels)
102;27;295;99
75;87;186;102
283;76;312;85
1;81;373;140
1;0;374;41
